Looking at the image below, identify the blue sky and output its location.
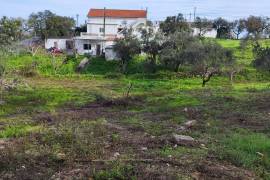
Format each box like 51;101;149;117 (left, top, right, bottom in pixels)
1;0;270;24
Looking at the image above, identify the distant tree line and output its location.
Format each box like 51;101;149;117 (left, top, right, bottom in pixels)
0;10;75;42
193;15;270;40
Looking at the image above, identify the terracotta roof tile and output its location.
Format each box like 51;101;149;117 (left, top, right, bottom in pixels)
88;9;147;18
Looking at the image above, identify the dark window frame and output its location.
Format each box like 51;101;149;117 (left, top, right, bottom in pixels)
83;44;91;50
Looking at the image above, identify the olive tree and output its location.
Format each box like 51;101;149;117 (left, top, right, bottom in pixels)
160;31;196;72
231;19;246;39
160;13;191;36
213;18;231;39
114;28;141;73
187;41;235;87
253;45;270;72
245;16;270;39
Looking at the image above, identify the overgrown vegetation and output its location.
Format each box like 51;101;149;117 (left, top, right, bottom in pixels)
1;10;270;180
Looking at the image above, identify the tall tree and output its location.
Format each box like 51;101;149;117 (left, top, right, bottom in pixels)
213;18;231;39
193;17;213;37
28;10;75;40
231;19;246;39
139;25;163;72
0;16;23;45
245;16;270;38
160;13;191;36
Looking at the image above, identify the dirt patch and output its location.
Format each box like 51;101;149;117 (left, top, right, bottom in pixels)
34;96;146;124
194;161;256;180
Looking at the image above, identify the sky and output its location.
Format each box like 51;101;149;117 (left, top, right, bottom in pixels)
1;0;270;24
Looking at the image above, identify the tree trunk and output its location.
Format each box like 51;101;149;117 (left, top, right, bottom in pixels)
174;62;181;72
150;55;156;73
122;60;128;74
202;70;213;87
230;71;236;84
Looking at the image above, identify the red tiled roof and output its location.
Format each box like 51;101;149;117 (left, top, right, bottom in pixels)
88;9;147;18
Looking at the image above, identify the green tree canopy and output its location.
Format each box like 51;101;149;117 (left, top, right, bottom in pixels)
28;10;75;40
160;13;191;36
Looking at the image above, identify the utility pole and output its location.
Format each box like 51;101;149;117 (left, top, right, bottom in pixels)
193;7;197;22
103;7;106;37
76;14;79;27
103;7;106;55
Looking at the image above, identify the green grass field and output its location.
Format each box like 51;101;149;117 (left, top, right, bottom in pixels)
0;39;270;179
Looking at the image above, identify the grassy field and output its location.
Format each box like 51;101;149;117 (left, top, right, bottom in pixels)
0;39;270;179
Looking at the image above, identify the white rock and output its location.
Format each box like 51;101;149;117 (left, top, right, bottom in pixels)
141;147;148;151
172;134;195;146
77;58;90;71
184;120;197;128
114;152;120;158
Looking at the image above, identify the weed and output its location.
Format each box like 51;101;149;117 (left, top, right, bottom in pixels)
217;130;270;174
93;162;136;180
0;124;41;138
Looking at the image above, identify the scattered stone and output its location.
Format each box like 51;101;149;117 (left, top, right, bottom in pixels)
56;153;66;161
172;134;196;146
0;100;5;105
184;120;197;128
141;147;148;151
183;107;188;112
256;152;264;157
168;155;172;158
177;126;186;131
191;172;201;180
113;152;120;158
76;57;90;72
200;144;208;150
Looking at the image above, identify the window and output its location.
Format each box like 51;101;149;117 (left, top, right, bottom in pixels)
99;28;105;33
117;28;123;33
83;44;91;50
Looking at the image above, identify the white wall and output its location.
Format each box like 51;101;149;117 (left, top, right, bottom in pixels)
87;17;147;36
45;39;69;50
74;39;106;56
193;28;217;38
105;47;118;60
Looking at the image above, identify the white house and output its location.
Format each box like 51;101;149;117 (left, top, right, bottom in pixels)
192;27;217;38
45;8;148;60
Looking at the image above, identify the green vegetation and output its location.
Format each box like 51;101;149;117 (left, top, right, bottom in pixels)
0;124;41;138
0;39;270;179
219;130;270;169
